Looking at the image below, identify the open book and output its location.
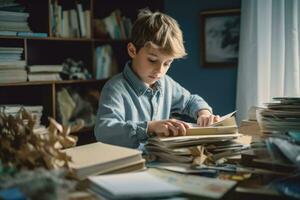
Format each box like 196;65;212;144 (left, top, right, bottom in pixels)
186;111;237;135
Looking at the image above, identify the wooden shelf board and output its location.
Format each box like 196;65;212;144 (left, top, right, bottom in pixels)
0;36;129;43
0;79;108;87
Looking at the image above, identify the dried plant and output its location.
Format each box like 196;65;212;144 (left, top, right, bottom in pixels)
0;108;82;171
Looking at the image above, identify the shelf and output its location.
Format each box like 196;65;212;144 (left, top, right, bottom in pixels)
93;38;130;43
55;78;109;85
0;35;130;43
0;79;109;87
0;0;164;146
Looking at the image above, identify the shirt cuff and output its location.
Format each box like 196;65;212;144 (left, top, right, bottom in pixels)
190;102;212;120
128;121;148;143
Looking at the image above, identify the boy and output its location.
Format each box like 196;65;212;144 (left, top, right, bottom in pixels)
94;9;220;149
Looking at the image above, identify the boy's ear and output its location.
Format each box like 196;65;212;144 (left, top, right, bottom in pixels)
127;42;137;58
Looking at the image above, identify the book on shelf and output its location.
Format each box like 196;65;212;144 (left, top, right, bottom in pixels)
0;60;26;68
61;10;69;38
0;69;27;83
28;65;63;73
49;1;90;38
17;32;48;38
0;21;31;32
69;9;80;37
27;73;61;81
0;30;17;36
76;3;86;37
88;170;182;200
101;9;132;40
84;10;91;38
0;10;29;22
0;2;26;12
62;142;145;180
0;47;23;54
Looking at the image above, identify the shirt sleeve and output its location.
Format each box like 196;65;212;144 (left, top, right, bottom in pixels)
94;82;148;148
168;77;212;120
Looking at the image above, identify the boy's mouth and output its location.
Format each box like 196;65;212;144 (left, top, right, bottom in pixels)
149;75;160;80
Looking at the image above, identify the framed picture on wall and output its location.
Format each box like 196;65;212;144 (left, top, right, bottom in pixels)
200;9;240;67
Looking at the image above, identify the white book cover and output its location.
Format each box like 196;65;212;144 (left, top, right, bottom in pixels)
28;73;61;81
0;60;26;67
84;10;91;38
62;10;70;37
88;171;181;199
28;65;63;73
69;9;79;37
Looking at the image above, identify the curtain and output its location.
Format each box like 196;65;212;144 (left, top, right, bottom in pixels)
236;0;300;123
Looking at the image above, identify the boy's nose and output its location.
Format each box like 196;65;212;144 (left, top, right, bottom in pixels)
154;64;164;73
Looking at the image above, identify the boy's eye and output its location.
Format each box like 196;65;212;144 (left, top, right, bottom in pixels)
148;58;157;63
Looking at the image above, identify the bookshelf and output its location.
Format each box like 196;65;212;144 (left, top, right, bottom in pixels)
0;0;164;145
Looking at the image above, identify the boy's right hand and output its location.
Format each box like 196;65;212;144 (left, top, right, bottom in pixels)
147;119;191;137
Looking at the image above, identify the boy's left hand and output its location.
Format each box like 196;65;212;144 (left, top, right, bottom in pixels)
197;109;220;127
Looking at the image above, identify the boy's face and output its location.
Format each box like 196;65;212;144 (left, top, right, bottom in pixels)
127;43;174;87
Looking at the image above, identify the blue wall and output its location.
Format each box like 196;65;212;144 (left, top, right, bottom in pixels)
164;0;241;115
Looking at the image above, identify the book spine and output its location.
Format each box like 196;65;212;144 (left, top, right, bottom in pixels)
0;31;17;36
76;3;86;37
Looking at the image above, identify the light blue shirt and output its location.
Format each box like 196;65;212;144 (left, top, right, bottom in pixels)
94;61;212;149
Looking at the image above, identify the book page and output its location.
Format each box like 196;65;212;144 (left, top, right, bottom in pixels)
188;110;237;127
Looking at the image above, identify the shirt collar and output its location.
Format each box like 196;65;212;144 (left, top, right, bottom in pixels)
123;61;162;96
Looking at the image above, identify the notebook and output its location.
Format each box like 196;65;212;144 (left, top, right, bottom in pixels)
88;171;182;199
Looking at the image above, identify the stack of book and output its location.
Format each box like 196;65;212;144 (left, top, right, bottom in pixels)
0;1;30;36
0;1;47;37
27;65;63;81
0;47;27;83
63;142;146;180
145;112;246;164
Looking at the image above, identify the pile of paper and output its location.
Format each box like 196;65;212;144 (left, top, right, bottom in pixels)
257;97;300;133
145;112;248;165
241;97;300;174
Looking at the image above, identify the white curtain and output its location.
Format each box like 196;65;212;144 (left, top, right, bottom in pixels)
236;0;300;123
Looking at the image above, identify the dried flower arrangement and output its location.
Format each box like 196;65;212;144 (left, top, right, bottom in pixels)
0;108;82;171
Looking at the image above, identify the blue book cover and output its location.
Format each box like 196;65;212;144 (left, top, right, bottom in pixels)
17;32;48;38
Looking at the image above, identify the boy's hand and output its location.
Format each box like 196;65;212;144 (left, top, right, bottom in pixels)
148;119;191;137
197;109;220;127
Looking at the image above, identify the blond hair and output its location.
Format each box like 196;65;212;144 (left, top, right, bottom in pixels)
131;9;187;58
